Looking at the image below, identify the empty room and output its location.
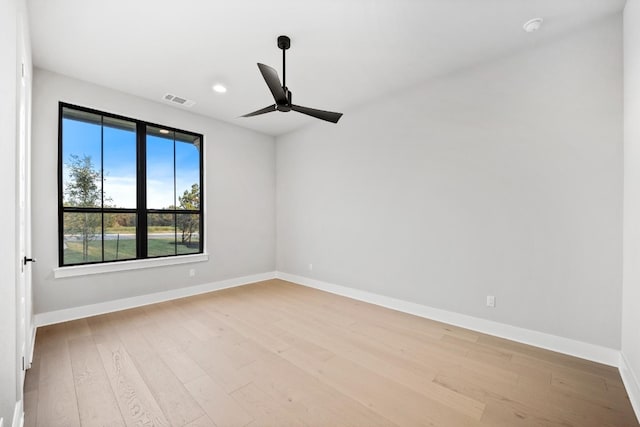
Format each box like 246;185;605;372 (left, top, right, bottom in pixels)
2;0;640;426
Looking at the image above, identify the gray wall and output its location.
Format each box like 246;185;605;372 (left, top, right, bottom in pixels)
32;69;276;314
0;0;19;423
276;16;623;349
623;0;640;399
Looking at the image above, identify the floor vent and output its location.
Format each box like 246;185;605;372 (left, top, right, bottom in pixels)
162;93;195;107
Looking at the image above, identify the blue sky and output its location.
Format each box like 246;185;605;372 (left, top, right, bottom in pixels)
62;117;200;209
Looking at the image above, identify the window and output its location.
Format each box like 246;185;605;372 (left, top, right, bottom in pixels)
58;103;203;266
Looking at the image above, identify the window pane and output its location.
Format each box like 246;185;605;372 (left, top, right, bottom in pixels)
103;117;136;208
147;213;176;257
63;212;102;264
175;136;200;211
104;213;136;261
62;108;102;208
176;213;200;254
146;127;175;209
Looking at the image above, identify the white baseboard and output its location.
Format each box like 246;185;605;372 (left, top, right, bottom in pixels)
11;400;23;427
620;352;640;422
34;271;277;327
275;271;620;367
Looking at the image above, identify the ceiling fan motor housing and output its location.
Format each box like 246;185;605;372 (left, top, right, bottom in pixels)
277;35;291;50
277;87;292;112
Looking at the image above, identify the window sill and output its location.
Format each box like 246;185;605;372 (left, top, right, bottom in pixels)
53;253;209;279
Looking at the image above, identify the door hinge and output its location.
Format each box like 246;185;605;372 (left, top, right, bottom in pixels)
21;356;25;371
21;63;25;78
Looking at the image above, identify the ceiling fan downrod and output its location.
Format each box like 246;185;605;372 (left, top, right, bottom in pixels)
278;35;290;89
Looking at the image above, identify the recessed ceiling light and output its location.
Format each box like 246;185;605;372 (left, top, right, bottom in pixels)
523;18;543;33
159;129;170;134
212;84;227;93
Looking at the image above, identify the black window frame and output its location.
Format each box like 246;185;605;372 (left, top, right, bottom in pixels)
58;102;204;267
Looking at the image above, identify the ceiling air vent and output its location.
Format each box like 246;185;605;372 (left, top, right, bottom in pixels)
163;93;195;107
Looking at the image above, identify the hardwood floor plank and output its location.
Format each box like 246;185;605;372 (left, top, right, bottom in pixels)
96;341;170;427
479;400;573;427
184;375;254;427
144;306;203;354
281;346;482;426
159;348;208;384
85;315;121;345
239;353;395;426
23;390;37;427
65;318;92;340
136;355;206;426
36;324;81;427
67;336;125;427
112;316;208;426
190;338;256;393
183;414;217;426
199;301;292;355
230;382;308;426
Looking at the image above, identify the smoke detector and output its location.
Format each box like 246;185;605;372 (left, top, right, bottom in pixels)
162;93;195;107
523;18;543;33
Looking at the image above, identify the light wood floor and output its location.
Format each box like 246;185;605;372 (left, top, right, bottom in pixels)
24;279;638;427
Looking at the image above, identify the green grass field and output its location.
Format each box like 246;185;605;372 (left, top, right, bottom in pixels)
63;237;199;264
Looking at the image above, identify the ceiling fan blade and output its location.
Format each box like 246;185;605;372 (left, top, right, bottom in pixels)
257;63;287;105
241;104;277;117
291;105;343;123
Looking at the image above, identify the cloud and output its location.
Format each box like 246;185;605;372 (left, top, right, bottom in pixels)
103;176;137;208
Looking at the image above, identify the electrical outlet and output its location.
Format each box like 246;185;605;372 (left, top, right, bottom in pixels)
486;295;496;308
189;268;196;277
308;263;313;271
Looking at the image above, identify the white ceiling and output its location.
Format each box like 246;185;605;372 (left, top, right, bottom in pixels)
27;0;626;136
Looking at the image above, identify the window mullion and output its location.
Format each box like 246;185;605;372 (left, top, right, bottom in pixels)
101;116;105;262
173;135;177;255
137;123;148;259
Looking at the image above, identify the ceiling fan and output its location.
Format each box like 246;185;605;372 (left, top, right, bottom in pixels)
242;35;343;124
